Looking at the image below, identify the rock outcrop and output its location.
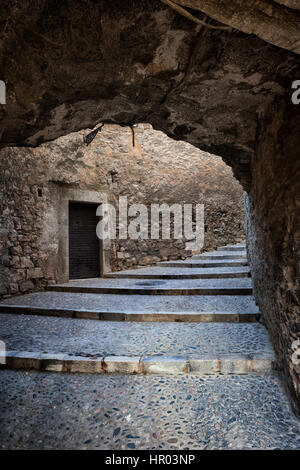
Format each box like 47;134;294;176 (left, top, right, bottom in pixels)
0;0;299;190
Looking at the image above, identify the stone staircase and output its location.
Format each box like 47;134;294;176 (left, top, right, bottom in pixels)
0;242;274;374
1;242;300;450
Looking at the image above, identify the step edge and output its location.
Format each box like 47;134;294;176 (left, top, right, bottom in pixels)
0;350;276;375
0;305;261;322
47;286;253;296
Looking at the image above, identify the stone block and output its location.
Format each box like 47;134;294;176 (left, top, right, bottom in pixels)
189;355;274;375
10;246;22;256
10;256;20;267
19;280;34;292
1;255;10;267
27;267;43;279
139;256;161;266
0;283;8;295
20;257;34;269
103;356;141;374
0;229;9;241
75;311;100;320
142;356;188;374
39;353;67;372
6;351;41;370
9;283;19;294
65;356;103;373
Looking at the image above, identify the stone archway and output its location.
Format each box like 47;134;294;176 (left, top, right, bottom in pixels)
0;0;299;413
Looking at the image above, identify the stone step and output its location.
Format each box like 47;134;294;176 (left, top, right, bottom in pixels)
160;259;249;268
0;314;274;375
192;251;247;260
218;244;246;252
48;277;253;295
105;266;251;279
1;350;274;375
1;371;300;450
0;292;260;322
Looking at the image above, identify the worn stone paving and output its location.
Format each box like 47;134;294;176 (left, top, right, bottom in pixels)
0;314;272;358
0;292;259;314
0;370;299;450
0;242;299;449
49;277;252;293
106;265;250;278
193;250;246;260
159;259;248;267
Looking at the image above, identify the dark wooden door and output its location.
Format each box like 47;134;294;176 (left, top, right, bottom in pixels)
69;202;100;279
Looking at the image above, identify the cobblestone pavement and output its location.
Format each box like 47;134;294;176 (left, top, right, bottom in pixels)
192;250;246;259
0;314;273;358
0;243;299;450
0;371;299;450
106;265;250;277
51;277;253;291
0;292;259;314
161;258;248;266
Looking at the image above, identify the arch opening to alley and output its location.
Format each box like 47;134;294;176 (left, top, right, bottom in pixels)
0;123;245;284
0;0;299;416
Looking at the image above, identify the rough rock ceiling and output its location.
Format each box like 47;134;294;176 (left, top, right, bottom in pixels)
0;0;299;189
173;0;300;53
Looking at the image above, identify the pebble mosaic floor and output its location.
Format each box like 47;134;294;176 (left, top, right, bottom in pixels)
161;258;248;266
0;314;273;358
0;371;299;450
0;243;299;450
51;277;253;290
0;292;260;314
107;266;250;276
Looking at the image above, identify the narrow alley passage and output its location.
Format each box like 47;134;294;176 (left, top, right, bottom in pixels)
0;243;299;449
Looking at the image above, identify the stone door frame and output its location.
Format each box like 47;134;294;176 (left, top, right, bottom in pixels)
57;188;111;283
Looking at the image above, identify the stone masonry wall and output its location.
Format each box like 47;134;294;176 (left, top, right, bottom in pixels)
0;124;245;298
0;154;48;296
246;101;300;414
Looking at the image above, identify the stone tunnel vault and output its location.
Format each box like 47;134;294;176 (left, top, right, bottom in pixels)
0;1;299;412
1;0;300;191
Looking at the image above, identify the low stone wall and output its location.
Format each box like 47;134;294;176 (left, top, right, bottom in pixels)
246;101;300;414
0;124;245;298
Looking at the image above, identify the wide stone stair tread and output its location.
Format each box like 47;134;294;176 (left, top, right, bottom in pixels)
192;251;246;260
1;371;299;449
0;314;274;370
160;259;249;268
105;265;251;279
47;277;253;295
1;242;298;450
0;291;260;322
